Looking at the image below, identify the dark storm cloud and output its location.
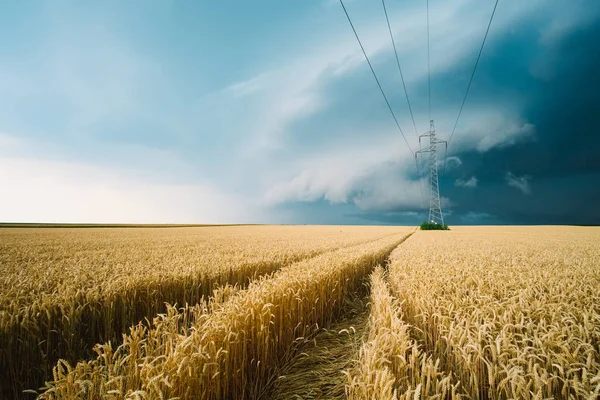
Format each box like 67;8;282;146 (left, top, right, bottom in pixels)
336;13;600;226
262;1;600;226
440;19;600;225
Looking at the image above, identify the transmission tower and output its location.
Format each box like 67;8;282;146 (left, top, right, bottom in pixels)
416;120;447;225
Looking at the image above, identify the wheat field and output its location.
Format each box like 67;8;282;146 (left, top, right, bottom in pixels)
0;225;405;398
1;225;599;399
349;226;600;399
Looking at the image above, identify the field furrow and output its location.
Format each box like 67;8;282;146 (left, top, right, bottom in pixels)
36;230;413;399
347;265;461;400
265;294;368;400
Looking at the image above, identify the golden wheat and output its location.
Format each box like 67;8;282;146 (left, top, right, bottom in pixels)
0;225;404;398
36;231;413;399
379;226;600;399
8;225;597;400
347;266;459;400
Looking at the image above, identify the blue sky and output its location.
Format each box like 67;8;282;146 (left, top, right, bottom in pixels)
1;0;599;224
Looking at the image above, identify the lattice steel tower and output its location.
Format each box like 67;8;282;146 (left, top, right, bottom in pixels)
416;120;447;225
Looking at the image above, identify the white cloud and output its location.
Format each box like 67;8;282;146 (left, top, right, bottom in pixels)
455;176;478;188
262;106;534;212
0;132;27;151
227;65;327;154
0;156;253;224
475;123;535;152
263;144;387;206
447;109;536;153
443;156;463;170
263;138;427;212
352;177;425;211
538;3;600;45
225;73;269;98
505;172;532;195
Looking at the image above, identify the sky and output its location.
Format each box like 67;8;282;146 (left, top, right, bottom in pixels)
1;0;599;225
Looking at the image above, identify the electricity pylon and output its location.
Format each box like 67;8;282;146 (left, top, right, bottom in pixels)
415;120;447;225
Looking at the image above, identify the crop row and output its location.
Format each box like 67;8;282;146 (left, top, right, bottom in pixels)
36;231;413;399
0;225;403;398
347;266;459;399
349;227;600;399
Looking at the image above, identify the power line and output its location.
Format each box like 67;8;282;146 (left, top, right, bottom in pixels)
448;0;499;147
381;0;419;138
339;0;414;156
427;0;431;121
381;0;425;210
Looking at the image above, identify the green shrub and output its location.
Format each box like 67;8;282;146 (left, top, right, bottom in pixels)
420;222;450;230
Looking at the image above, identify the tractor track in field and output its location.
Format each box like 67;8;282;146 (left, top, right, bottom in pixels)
263;294;369;400
261;229;416;400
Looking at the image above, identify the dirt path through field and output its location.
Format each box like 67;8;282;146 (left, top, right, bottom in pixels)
262;230;416;400
262;294;368;400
